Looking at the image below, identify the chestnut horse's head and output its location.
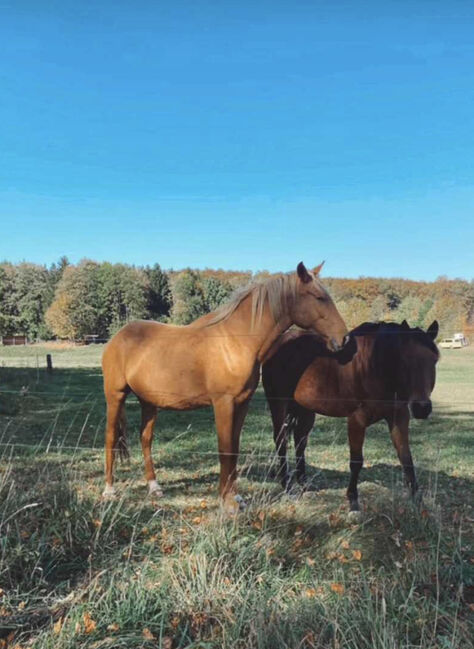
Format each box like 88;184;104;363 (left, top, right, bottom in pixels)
373;320;439;418
292;261;349;352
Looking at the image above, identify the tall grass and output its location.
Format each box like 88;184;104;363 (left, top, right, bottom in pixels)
0;346;473;647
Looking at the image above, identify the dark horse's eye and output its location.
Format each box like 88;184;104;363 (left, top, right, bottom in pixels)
316;295;326;302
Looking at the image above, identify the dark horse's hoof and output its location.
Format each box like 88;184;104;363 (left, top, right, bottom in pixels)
347;509;363;523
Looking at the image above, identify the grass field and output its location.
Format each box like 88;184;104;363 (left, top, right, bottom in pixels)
0;343;473;648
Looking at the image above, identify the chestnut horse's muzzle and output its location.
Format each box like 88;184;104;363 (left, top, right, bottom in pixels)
411;400;432;419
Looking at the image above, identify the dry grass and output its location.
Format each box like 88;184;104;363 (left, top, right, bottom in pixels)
0;344;472;648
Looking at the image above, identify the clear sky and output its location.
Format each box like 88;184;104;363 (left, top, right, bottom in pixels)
1;0;473;280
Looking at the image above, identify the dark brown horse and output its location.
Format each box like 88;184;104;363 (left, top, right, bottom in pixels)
262;320;439;513
102;262;351;513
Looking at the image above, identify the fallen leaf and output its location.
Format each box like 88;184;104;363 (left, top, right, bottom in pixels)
341;540;350;549
330;582;345;595
143;628;155;640
352;550;362;561
83;612;97;634
329;513;340;528
107;623;119;632
305;587;316;598
53;617;64;634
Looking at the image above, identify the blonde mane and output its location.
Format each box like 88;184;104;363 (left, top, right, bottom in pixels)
206;273;298;330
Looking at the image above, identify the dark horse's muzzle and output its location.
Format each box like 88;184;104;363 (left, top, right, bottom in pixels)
411;400;432;419
333;333;358;366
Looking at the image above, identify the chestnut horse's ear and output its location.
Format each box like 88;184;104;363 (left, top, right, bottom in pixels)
401;319;410;330
313;261;325;276
296;261;312;284
427;320;439;340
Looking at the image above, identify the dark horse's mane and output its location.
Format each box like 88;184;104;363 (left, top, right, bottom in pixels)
351;321;439;356
350;321;439;393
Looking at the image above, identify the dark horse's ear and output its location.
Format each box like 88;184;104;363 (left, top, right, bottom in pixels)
401;319;410;330
427;320;439;340
297;262;312;284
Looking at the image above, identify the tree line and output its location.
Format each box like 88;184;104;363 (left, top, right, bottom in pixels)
0;258;473;341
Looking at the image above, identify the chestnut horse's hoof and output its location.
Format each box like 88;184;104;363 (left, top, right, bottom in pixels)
102;484;117;499
234;494;247;510
148;480;164;498
222;494;247;515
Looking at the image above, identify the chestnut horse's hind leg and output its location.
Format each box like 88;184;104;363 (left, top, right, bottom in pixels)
346;412;367;513
139;400;162;497
386;407;418;498
213;396;249;513
103;390;128;497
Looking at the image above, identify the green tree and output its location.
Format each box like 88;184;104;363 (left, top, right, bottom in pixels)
394;296;423;328
46;261;105;339
46;261;148;340
144;264;172;320
202;276;234;311
0;262;53;339
171;269;207;325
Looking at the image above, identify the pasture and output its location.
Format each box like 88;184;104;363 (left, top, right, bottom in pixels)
0;343;473;648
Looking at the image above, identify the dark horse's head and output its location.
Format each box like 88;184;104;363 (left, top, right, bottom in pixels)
358;320;440;418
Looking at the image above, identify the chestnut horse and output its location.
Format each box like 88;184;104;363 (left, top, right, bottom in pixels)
102;262;351;512
262;320;439;513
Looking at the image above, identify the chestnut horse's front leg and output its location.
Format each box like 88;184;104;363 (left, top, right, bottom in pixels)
213;396;249;513
386;407;418;498
139;400;162;497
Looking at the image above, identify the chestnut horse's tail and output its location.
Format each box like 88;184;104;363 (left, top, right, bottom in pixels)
115;406;130;462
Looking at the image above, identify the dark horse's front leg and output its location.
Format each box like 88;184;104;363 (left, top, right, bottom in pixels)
293;409;316;486
269;400;291;489
386;406;418;498
346;411;367;513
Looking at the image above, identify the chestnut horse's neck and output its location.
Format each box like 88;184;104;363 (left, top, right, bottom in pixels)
199;291;292;363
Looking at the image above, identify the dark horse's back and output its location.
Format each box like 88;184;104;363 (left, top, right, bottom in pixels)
262;329;357;415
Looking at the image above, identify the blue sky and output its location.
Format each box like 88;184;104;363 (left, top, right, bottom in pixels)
1;0;473;280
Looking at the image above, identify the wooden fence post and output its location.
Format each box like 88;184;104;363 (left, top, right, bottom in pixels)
46;354;53;373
